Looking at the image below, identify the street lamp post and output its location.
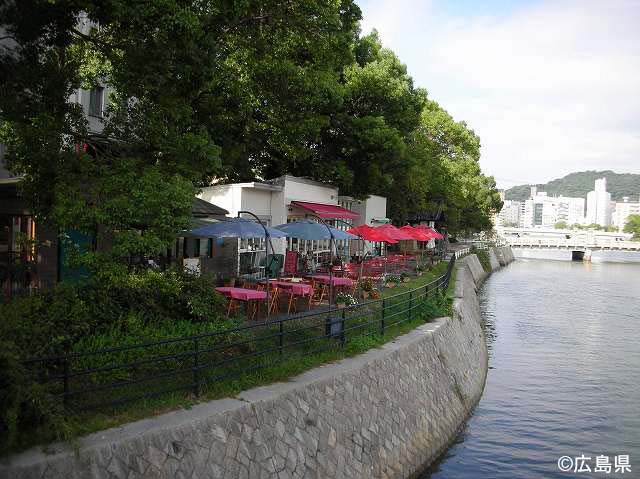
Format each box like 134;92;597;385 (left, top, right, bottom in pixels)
238;210;275;321
303;213;336;307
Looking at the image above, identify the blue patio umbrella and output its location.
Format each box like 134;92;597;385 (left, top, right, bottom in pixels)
274;220;357;308
273;220;358;240
189;215;289;321
190;217;289;239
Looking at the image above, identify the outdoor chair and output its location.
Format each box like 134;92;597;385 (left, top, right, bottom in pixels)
311;280;328;306
284;250;298;276
259;254;284;279
225;297;241;319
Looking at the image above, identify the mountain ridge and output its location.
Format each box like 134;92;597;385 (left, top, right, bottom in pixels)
504;170;640;202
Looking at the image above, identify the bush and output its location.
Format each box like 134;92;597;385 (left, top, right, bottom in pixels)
0;268;229;454
0;342;68;454
423;290;452;318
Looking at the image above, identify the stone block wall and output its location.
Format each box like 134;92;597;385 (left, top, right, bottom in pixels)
488;250;500;271
492;247;515;267
1;248;515;479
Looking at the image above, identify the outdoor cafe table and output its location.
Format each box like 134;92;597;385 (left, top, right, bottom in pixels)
215;287;267;319
308;275;353;287
265;280;314;313
307;275;354;303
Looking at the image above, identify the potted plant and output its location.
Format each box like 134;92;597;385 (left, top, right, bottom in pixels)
401;272;411;283
335;292;358;309
358;277;375;299
415;264;425;277
384;274;401;288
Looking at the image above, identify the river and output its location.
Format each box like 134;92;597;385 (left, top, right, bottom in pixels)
421;257;640;478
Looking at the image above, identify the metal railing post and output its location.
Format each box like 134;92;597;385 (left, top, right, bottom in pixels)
62;357;69;410
380;299;386;334
278;320;284;356
340;308;346;346
193;338;200;397
408;290;413;320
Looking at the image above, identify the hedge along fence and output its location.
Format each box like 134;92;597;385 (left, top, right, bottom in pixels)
3;257;455;454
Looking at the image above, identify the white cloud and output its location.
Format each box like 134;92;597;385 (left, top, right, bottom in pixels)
358;0;640;188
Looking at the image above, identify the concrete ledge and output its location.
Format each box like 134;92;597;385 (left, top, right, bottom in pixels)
0;251;514;479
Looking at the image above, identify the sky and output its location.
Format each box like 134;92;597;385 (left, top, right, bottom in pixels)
358;0;640;188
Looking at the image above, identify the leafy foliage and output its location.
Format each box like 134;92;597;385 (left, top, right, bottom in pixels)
0;269;228;453
1;4;500;267
624;214;640;239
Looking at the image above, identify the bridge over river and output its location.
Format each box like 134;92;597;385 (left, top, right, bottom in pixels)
497;227;640;260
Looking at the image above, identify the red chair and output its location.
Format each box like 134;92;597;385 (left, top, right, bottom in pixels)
284;250;298;276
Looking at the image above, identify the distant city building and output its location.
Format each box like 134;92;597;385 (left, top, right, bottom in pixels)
612;196;640;232
556;196;585;226
497;199;521;226
516;186;585;228
586;177;612;226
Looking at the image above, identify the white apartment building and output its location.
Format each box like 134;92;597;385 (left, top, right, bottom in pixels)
586;178;612;226
518;188;585;228
612;197;640;232
556;196;585;226
497;200;521;227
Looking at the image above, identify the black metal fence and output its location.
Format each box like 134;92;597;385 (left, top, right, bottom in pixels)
23;256;456;414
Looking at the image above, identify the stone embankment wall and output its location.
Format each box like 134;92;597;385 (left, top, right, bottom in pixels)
2;249;515;479
492;246;515;267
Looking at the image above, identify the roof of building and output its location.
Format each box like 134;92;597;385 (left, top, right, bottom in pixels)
192;198;228;218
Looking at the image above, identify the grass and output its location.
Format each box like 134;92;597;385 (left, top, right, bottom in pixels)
381;261;449;297
10;260;457;456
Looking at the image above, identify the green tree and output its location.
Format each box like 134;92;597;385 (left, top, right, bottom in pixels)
624;214;640;239
0;0;361;270
311;31;426;198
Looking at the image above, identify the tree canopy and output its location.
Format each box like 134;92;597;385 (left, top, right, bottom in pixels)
1;2;502;270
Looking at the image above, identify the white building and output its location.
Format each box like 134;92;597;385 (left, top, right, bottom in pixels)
586;178;612;226
497;200;521;227
198;176;388;274
612;197;640;232
518;187;585;228
556;196;585;226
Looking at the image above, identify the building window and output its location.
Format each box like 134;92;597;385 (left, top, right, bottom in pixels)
89;86;104;117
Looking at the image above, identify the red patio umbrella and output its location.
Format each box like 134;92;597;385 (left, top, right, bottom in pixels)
414;224;444;240
399;225;432;241
347;224;398;281
347;224;398;243
374;224;415;241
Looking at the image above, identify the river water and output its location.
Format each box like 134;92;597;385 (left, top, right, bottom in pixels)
421;257;640;478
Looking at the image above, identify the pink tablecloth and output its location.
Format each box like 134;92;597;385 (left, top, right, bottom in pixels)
215;287;267;301
309;275;353;287
272;281;313;296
